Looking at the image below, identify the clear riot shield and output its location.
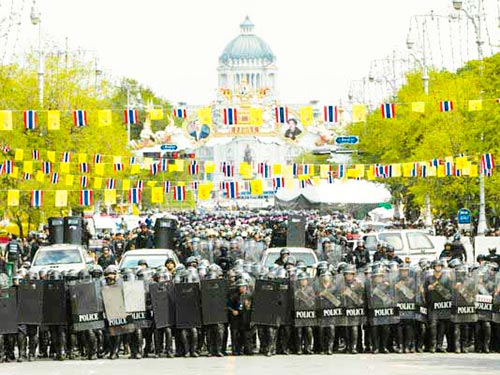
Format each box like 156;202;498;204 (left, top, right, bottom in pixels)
175;282;202;329
149;281;175;329
199;240;214;264
201;279;228;325
325;242;343;267
42;280;67;326
450;267;478;324
395;267;417;320
368;270;400;326
475;265;495;322
0;287;17;334
415;269;429;323
339;270;366;327
292;276;317;327
102;283;135;336
17;280;43;325
427;268;453;321
123;280;151;329
315;273;344;327
243;239;264;264
493;272;500;324
69;281;105;331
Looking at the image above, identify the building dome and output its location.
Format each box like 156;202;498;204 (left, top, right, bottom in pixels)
219;16;275;65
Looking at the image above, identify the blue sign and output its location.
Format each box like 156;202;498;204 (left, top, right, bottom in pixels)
457;208;471;225
160;144;178;151
335;136;359;145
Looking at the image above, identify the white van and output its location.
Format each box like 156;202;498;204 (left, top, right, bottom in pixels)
362;229;440;264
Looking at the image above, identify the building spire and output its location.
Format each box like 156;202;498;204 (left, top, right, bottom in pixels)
240;16;255;35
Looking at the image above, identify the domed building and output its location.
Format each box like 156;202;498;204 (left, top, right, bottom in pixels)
218;16;277;94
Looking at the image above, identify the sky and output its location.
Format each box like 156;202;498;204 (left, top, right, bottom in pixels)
3;0;499;105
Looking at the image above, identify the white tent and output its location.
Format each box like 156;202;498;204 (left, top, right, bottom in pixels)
275;179;391;204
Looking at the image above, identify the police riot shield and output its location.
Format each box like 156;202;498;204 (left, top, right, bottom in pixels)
201;279;228;325
63;216;83;245
427;268;453;321
123;280;151;329
154;218;177;249
17;280;44;325
287;216;306;247
102;283;135;336
150;281;175;329
395;266;417;320
175;282;202;329
493;272;500;324
243;239;265;264
42;280;67;325
368;270;400;326
316;273;344;327
48;217;64;244
69;281;105;331
0;287;17;334
450;267;478;324
415;269;429;323
293;276;317;327
251;279;290;326
339;271;366;327
475;266;495;322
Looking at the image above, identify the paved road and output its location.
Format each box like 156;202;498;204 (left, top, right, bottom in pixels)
1;354;500;375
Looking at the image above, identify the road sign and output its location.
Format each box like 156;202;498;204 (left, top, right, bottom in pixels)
457;208;471;225
160;144;178;151
334;136;359;145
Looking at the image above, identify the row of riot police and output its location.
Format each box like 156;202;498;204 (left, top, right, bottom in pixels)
2;258;500;361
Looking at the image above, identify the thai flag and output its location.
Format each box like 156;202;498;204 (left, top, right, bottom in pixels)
73;110;88;127
337;164;345;179
222;163;234;177
189;161;199;175
191;181;199;191
275;106;289;124
381;103;395;119
258;163;271;178
374;165;383;178
455;168;462;177
24;173;32;180
42;161;52;174
173;185;186;201
445;161;454;176
80;162;89;173
136;180;144;190
225;181;239;198
223;108;238;125
323;105;338;123
114;163;123;172
299;179;312;189
431;158;440;168
481;153;495;171
292;163;298;176
62;152;71;163
440;101;453;112
163;181;171;193
124;109;139;125
328;173;334;184
3;160;13;174
80;176;88;188
160;159;169;171
24;110;38;130
302;164;311;175
130;156;137;165
93;153;102;164
128;188;141;204
31;190;43;207
384;165;393;178
410;164;418;177
173;108;187;119
51;173;59;184
273;177;285;191
106;178;116;190
150;163;159;175
31;149;40;160
2;144;11;154
421;164;428;178
80;190;93;206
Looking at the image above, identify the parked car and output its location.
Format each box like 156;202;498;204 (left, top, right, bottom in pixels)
362;229;440;264
30;244;94;273
118;249;180;270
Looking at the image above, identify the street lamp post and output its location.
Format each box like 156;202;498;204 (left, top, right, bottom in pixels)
30;0;44;108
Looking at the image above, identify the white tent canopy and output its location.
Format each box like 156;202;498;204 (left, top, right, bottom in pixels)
275;179;391;204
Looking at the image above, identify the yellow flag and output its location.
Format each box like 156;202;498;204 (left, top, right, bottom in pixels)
0;110;13;130
198;183;213;200
250;108;263;126
130;164;141;175
240;162;252;178
300;106;314;126
437;165;446;178
122;179;130;190
250;179;263;195
175;159;184;171
98;110;112;126
168;163;178;172
411;102;425;113
65;175;74;186
149;108;164;120
366;166;375;180
47;150;56;163
468;100;482;112
151;186;164;204
352;104;366;123
47;110;61;130
9;167;18;179
455;156;468;170
24;161;33;174
391;164;402;178
36;170;45;183
427;166;437;177
205;161;215;174
402;163;413;177
132;204;140;216
355;164;365;178
55;190;68;207
7;190;20;206
15;149;24;161
197;107;212;125
59;162;70;174
78;153;87;163
93;177;103;189
94;163;104;176
469;164;478;177
104;189;116;206
273;164;282;175
346;168;359;178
